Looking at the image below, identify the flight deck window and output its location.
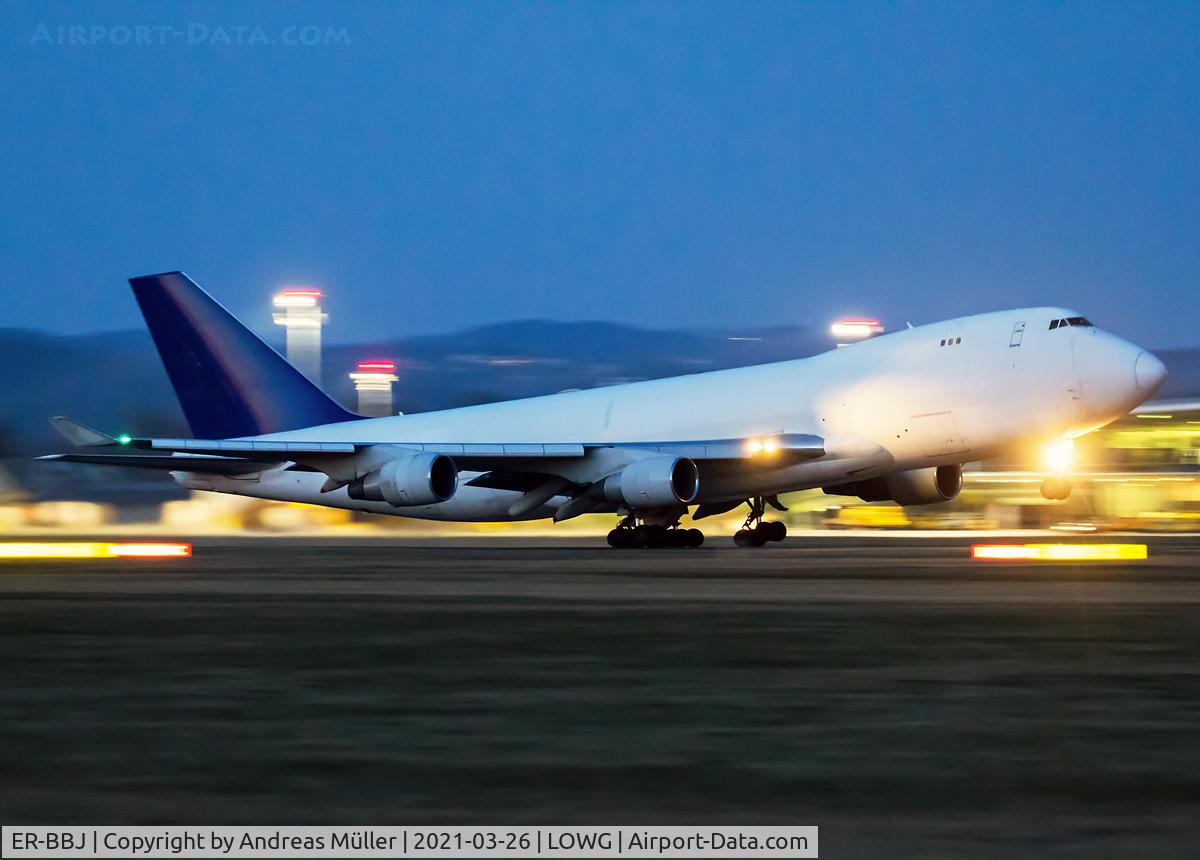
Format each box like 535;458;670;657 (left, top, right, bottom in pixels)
1065;317;1093;327
1049;319;1059;330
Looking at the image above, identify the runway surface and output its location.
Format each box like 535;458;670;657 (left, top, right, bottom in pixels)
2;535;1199;857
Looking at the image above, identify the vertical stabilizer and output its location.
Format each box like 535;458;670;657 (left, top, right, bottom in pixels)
129;272;357;439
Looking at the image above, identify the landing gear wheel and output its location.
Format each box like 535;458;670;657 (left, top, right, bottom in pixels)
635;524;666;548
607;528;633;548
609;516;703;549
1041;477;1072;501
733;497;787;547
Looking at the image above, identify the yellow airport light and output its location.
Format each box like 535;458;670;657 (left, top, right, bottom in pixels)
971;543;1147;561
0;542;192;560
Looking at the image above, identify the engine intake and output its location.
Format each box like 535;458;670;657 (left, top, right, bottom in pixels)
824;464;962;506
599;455;700;509
346;452;458;507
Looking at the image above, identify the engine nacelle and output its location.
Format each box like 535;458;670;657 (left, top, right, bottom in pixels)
824;464;962;506
599;455;700;509
346;452;458;507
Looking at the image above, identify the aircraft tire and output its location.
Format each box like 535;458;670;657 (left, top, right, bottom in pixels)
635;524;667;548
1041;477;1072;501
686;528;704;548
607;529;632;548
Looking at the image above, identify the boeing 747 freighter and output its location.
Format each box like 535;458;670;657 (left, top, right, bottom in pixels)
43;273;1166;547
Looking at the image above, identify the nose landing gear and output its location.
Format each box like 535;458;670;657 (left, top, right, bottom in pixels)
1041;476;1072;501
607;515;704;549
733;496;788;547
1040;438;1075;500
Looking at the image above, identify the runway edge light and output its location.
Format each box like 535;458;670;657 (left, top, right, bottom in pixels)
0;542;192;560
971;543;1147;561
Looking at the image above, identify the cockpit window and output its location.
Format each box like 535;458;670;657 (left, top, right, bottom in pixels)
1050;317;1093;330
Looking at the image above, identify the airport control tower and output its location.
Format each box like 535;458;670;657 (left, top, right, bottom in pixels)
349;360;399;417
831;318;884;348
272;288;327;383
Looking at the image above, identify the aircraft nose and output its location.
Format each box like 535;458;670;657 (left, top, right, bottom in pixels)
1135;350;1167;397
1073;331;1163;417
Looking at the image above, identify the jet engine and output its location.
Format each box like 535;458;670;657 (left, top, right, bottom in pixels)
346;452;458;507
598;455;700;508
824;464;962;506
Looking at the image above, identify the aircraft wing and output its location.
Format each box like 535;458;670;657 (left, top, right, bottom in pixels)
38;452;273;476
43;417;825;474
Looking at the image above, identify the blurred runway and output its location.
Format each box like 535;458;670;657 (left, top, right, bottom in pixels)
2;536;1198;857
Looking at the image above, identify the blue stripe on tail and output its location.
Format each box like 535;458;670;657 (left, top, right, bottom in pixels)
129;271;358;439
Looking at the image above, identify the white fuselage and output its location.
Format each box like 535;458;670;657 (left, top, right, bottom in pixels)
176;307;1164;520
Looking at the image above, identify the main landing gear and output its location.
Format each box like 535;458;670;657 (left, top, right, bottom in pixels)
733;496;788;547
607;515;704;549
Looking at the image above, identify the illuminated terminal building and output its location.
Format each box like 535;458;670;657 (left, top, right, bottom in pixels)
349;360;399;417
272;288;327;383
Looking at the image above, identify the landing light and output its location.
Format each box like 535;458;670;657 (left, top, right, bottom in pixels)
745;437;779;456
1041;438;1075;474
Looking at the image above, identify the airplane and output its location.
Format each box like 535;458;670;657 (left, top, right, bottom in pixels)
42;272;1167;548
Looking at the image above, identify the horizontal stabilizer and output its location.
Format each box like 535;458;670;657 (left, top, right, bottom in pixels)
49;416;116;448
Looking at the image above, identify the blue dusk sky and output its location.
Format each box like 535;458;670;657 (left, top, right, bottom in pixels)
1;1;1197;346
